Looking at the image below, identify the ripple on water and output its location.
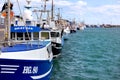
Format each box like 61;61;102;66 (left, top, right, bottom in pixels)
51;28;120;80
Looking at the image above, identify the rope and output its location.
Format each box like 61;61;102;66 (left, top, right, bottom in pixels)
16;0;31;41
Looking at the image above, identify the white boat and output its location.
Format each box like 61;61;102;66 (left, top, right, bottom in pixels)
63;26;70;40
50;29;64;58
40;21;64;58
0;0;53;80
37;0;64;58
78;22;86;30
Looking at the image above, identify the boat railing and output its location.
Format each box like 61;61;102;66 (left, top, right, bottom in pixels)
12;20;40;27
0;40;42;54
0;40;45;48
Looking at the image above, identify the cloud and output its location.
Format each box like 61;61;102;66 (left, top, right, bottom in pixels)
54;0;72;7
0;0;120;24
87;4;120;16
56;0;87;17
77;1;87;6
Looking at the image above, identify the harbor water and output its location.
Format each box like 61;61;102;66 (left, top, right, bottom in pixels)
51;28;120;80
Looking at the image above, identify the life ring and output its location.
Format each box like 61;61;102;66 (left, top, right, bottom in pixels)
1;10;14;18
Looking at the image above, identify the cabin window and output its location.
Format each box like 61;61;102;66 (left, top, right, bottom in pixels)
50;32;59;37
41;32;49;40
11;32;15;40
26;21;31;26
17;33;23;40
33;32;39;40
25;32;31;40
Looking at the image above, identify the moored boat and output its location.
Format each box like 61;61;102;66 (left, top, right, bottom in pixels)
0;0;53;80
63;26;70;40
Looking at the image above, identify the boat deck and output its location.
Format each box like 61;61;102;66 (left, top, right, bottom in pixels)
1;41;50;52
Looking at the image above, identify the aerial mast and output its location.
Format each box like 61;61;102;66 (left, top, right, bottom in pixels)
4;0;11;46
8;0;11;41
51;0;54;20
57;8;60;20
44;0;49;11
25;0;31;9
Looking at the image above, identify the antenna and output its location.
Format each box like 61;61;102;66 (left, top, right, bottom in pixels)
26;0;31;4
44;0;49;11
25;0;31;9
51;0;54;20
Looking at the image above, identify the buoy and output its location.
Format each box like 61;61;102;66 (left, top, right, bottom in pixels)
1;10;14;18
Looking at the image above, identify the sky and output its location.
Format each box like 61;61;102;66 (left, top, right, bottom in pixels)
0;0;120;25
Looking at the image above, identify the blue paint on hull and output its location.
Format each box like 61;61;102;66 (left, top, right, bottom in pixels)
0;59;52;80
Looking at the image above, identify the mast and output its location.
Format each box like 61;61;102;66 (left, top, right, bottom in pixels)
44;0;49;11
57;8;60;20
43;0;50;24
25;0;31;9
8;0;11;42
4;0;11;46
51;0;54;20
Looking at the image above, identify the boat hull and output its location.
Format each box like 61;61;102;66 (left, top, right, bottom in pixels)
0;58;52;80
70;30;76;33
0;41;53;80
52;42;62;58
63;33;69;41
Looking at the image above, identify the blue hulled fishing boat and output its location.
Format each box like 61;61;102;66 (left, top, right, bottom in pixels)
0;0;53;80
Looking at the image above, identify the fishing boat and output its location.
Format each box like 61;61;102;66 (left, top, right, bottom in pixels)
36;0;64;58
50;17;64;58
63;26;70;40
39;19;64;58
50;28;64;58
70;21;77;33
78;21;86;30
39;27;64;58
0;0;53;80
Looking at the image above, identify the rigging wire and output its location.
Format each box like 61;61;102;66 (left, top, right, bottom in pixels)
16;0;31;41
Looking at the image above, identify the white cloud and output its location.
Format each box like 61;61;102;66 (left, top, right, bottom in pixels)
54;0;72;7
87;4;120;16
0;0;120;24
57;0;87;16
77;1;87;6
